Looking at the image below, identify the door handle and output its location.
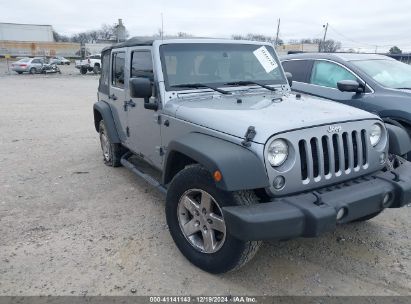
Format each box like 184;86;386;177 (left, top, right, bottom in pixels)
109;94;117;100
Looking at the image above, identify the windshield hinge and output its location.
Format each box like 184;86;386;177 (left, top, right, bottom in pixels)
241;126;256;147
154;114;162;124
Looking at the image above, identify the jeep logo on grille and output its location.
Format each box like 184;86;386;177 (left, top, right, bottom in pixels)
327;125;342;133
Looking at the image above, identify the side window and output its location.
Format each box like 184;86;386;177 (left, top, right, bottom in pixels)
111;52;125;88
310;61;357;88
32;59;41;64
131;51;153;80
99;52;110;94
281;60;313;83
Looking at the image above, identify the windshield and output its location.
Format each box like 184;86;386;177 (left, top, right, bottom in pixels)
160;43;286;91
352;59;411;89
18;58;30;63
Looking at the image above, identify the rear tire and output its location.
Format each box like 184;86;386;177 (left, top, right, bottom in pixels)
98;120;124;167
80;67;87;75
166;164;261;274
17;71;23;74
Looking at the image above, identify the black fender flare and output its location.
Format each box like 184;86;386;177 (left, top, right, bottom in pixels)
385;124;411;156
93;101;121;143
163;133;270;191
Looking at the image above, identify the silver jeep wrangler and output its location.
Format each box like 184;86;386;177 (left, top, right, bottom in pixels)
93;38;411;273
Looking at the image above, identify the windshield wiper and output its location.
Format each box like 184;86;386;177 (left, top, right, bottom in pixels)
223;81;277;92
171;83;231;95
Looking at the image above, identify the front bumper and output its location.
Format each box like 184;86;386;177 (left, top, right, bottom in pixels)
223;162;411;241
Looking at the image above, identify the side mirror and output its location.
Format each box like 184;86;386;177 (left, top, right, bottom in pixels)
337;80;364;93
129;77;152;99
129;77;158;111
285;72;293;87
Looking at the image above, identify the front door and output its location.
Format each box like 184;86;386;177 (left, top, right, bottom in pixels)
126;47;162;168
109;49;128;142
293;60;366;107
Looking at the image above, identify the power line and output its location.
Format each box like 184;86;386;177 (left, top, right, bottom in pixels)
328;25;406;48
328;25;377;47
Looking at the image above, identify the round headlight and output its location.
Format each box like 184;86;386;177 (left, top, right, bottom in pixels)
370;124;382;146
268;139;289;167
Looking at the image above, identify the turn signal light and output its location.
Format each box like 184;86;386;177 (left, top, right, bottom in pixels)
213;170;222;182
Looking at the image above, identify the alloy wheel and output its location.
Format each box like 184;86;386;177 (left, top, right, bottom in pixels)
177;189;226;253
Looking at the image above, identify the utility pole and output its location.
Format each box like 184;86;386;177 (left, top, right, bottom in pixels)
274;18;280;47
161;13;164;40
321;22;328;52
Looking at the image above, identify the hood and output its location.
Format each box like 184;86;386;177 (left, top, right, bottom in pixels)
167;92;378;144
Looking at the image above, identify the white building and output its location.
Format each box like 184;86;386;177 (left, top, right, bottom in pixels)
0;22;54;42
276;43;319;55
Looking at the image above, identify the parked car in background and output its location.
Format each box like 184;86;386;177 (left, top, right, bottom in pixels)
49;56;70;65
11;57;45;74
281;53;411;159
75;54;101;74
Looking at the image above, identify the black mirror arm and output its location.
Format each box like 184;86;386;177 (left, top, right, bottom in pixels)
144;98;159;111
353;82;366;94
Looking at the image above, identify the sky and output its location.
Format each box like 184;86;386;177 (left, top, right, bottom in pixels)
2;0;411;52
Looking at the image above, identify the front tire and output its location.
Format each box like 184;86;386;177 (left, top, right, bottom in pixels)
98;120;123;167
80;67;87;74
29;67;37;74
166;164;261;274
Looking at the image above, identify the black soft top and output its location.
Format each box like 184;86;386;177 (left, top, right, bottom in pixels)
101;37;154;53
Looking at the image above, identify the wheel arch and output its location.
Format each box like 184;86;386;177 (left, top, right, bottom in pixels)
93;101;121;143
162;133;269;191
379;110;411;129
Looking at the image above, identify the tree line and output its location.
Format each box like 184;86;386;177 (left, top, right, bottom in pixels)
54;26;346;53
232;34;341;52
53;23;128;43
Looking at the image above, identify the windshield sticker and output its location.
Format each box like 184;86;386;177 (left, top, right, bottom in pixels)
253;46;278;73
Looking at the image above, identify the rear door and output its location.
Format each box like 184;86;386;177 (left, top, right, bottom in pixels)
282;59;313;84
126;47;162;168
108;49;129;143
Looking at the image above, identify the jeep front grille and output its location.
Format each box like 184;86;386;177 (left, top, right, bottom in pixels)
298;130;368;182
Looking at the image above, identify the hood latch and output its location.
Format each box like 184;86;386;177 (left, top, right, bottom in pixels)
242;126;256;147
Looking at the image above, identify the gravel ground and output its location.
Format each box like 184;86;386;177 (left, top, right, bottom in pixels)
0;60;410;296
